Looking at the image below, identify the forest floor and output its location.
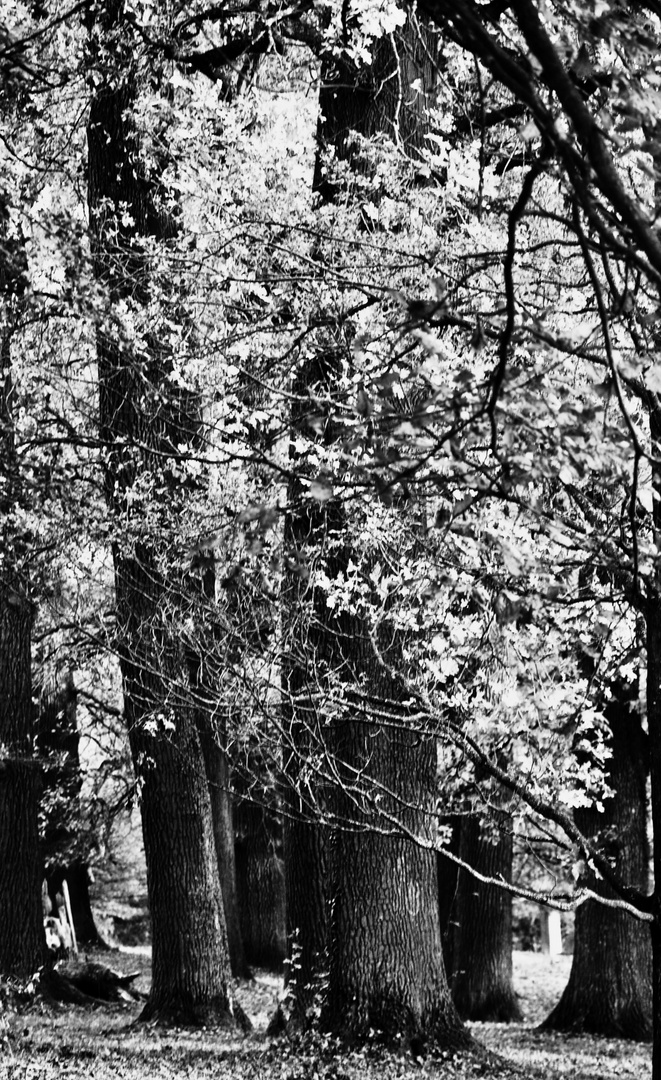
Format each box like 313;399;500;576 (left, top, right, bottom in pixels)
0;950;650;1080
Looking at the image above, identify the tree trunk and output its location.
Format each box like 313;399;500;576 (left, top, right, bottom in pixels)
186;558;249;980
235;798;286;971
0;198;46;977
197;718;249;978
87;9;236;1026
282;11;468;1049
0;600;45;976
124;667;233;1024
447;816;522;1022
282;495;334;1017
327;668;466;1047
650;591;661;1080
542;691;652;1040
39;669;106;948
313;15;438;198
437;816;461;977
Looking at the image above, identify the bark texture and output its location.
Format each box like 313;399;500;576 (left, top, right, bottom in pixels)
0;197;46;977
283;13;467;1048
437;816;461;977
542;690;651;1040
0;600;45;976
327;642;464;1045
87;9;235;1025
235;798;286;970
446;816;521;1022
197;718;249;978
313;14;438;197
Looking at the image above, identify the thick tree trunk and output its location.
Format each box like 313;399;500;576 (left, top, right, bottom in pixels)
282;11;467;1049
313;16;438;197
542;692;652;1040
447;816;522;1022
0;599;45;976
123;661;232;1024
235;798;286;970
0;201;46;977
87;10;236;1026
327;686;466;1047
109;550;234;1023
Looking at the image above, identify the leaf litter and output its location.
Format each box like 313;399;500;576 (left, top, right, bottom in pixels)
0;951;650;1080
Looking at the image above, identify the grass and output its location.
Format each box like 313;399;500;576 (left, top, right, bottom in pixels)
0;951;651;1080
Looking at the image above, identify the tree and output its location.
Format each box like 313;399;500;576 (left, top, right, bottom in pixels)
444;812;522;1022
187;559;249;979
0;190;46;977
438;643;522;1022
196;710;249;979
86;4;238;1025
542;679;652;1039
351;0;661;1066
7;1;661;1069
234;778;286;971
282;14;469;1049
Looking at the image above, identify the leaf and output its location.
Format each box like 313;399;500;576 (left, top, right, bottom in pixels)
309;480;334;502
646;366;661;392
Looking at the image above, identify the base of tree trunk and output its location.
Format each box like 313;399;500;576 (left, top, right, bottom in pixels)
540;704;652;1044
138;995;252;1031
443;814;521;1025
326;1005;475;1055
540;993;652;1041
275;1014;477;1062
453;986;523;1023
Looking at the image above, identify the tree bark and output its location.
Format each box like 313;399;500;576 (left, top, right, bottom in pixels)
326;648;466;1047
313;14;438;197
197;717;249;978
87;8;236;1026
542;690;652;1039
235;798;286;971
186;558;249;980
447;816;522;1022
282;493;334;1018
648;533;661;1078
0;198;46;977
283;12;468;1048
0;601;45;976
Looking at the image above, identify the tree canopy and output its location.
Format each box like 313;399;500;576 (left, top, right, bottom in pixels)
3;0;661;1070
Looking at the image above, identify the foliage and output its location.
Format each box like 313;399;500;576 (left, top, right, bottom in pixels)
3;0;661;1024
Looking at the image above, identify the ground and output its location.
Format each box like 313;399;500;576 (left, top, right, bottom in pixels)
0;951;651;1080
